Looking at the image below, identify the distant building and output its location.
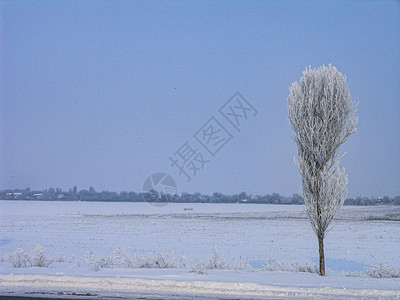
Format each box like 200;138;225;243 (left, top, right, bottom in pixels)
7;192;23;199
33;193;43;199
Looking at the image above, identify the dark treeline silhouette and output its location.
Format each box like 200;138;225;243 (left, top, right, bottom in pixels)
0;187;399;205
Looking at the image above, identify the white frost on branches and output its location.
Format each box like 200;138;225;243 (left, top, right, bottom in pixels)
288;64;358;240
297;158;348;238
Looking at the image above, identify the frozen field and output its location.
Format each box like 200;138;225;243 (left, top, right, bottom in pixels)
0;200;399;299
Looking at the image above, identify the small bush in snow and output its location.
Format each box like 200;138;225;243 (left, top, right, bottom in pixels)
345;264;400;278
207;248;228;270
292;261;319;273
113;246;134;268
4;246;52;268
189;261;207;275
30;245;52;267
56;254;66;263
153;252;176;268
365;264;400;278
232;256;254;272
188;249;238;273
68;255;75;264
5;248;31;268
135;254;152;269
136;252;177;269
263;259;319;274
86;250;113;272
178;256;189;269
263;259;290;272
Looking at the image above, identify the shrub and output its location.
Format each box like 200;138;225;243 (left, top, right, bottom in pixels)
263;258;319;274
345;264;400;278
4;246;53;268
189;261;207;274
113;246;134;268
207;248;228;270
5;248;30;268
30;245;52;267
86;250;113;272
136;252;176;269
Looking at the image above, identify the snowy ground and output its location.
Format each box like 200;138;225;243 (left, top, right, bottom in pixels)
0;201;399;299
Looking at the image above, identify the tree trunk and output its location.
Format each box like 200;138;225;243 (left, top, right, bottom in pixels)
318;236;325;276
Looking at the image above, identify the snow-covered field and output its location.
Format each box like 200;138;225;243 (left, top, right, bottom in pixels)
0;200;399;299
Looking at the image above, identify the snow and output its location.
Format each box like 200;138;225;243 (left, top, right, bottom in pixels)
1;271;400;299
0;201;399;299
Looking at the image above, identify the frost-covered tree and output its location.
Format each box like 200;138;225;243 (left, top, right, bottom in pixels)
288;64;358;276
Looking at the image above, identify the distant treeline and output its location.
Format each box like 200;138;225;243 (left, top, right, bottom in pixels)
0;187;399;206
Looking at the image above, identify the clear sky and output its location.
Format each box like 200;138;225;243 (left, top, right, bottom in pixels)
1;1;399;197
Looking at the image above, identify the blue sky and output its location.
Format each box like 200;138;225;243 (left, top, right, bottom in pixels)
1;1;399;197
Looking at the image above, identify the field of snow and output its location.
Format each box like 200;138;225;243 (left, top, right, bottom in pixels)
0;200;399;299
